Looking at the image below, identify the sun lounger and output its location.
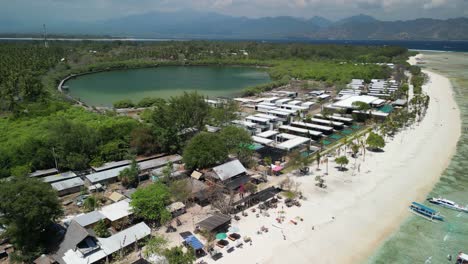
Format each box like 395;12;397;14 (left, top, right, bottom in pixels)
228;233;241;241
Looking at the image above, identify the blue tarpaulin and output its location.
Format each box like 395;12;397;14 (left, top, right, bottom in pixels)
185;235;204;250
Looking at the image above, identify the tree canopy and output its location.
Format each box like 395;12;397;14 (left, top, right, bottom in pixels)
130;182;171;225
366;132;386;150
183;132;228;170
0;176;63;260
335;156;349;170
163;246;196;264
118;159;140;188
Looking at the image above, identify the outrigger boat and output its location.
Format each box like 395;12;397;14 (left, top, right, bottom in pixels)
428;197;468;213
457;252;468;264
409;202;444;221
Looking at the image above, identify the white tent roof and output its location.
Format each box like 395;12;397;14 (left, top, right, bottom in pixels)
268;109;291;116
276;133;298;140
291;121;332;132
315;114;353;122
287;100;302;105
279;125;308;134
99;199;132;222
252;136;273;145
275;98;291;104
332;95;380;109
254;113;279;121
246;116;270;123
311;118;344;127
256;130;279;138
277;137;310;151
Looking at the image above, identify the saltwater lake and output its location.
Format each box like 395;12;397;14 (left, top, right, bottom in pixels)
64;66;271;106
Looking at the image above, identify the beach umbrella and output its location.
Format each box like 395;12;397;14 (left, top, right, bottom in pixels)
215;233;227;240
228;226;240;233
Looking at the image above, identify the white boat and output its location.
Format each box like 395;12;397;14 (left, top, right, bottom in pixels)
428;197;468;213
457;252;468;264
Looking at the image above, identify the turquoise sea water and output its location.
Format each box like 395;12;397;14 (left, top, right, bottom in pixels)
64;66;271;106
369;52;468;263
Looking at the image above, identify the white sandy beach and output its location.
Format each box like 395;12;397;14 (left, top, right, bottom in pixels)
199;54;461;264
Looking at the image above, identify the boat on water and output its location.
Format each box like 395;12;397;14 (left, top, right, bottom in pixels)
428;197;468;213
409;202;444;221
457;252;468;264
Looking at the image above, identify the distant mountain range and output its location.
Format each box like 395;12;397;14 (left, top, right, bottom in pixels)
1;10;467;40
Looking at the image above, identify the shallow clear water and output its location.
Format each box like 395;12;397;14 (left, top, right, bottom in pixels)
65;66;271;106
369;52;468;263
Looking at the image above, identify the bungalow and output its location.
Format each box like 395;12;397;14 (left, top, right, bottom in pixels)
85;155;182;185
71;199;133;231
51;178;85;196
210;159;249;191
53;221;150;264
166;202;186;217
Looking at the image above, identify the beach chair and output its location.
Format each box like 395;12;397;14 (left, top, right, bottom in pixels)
228;233;241;241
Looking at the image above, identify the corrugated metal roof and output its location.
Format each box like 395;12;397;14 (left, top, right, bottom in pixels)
42;171;77;183
138;155;182;171
73;211;105;227
51;178;84;192
212;159;246;181
29;168;58;178
85;165;129;184
91;160;131;172
166;202;185;213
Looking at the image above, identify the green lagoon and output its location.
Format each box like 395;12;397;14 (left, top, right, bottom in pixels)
369;52;468;263
64;66;271;106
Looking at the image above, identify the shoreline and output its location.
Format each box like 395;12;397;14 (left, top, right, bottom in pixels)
200;54;462;264
57;63;273;106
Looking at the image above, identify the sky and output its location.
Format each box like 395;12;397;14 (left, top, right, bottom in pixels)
1;0;467;22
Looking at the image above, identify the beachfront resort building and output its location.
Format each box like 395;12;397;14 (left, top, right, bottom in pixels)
208;159;250;191
52;221;150;264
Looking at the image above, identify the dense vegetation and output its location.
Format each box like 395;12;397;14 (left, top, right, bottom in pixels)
0;176;63;261
0;40;413;260
0;41;410;178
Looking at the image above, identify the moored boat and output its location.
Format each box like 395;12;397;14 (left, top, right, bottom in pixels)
409;202;444;221
457;252;468;264
428;197;468;213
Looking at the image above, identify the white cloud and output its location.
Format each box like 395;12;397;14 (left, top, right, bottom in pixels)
0;0;466;21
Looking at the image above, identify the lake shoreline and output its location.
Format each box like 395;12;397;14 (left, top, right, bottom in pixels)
62;65;272;107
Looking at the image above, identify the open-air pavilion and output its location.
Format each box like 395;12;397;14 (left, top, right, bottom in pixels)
197;213;231;232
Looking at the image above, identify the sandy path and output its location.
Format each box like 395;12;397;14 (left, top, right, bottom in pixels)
200;55;461;264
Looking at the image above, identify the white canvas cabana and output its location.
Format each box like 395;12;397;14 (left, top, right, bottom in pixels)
246;116;270;123
280;104;308;111
277;137;310;151
311;118;344;127
315;114;353;123
254;113;279;122
255;105;278;113
332;95;380;109
275;98;292;106
291;121;332;133
276;133;298;140
252;136;274;145
256;130;279;138
287;100;302;105
301;102;315;109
